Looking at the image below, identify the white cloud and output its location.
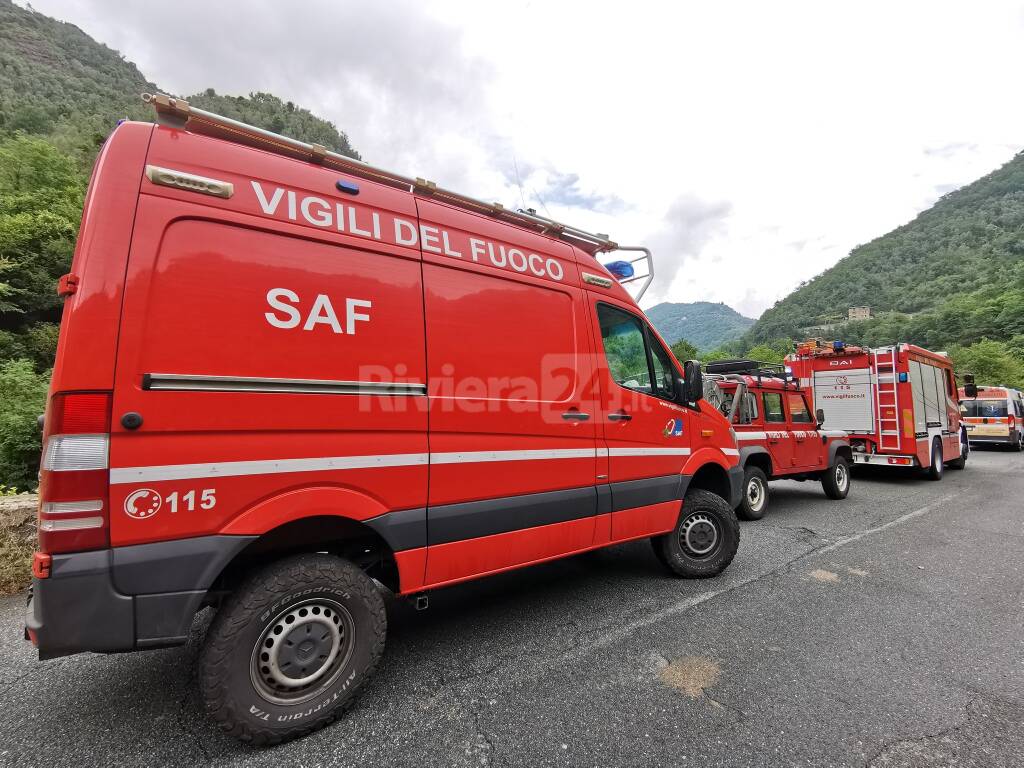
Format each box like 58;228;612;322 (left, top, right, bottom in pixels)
25;0;1024;317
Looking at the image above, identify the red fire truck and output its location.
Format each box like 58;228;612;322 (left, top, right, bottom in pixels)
786;340;969;478
25;93;745;744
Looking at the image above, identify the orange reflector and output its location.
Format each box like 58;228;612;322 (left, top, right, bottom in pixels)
32;552;52;579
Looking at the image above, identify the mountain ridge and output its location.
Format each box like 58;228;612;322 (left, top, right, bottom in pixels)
645;301;754;351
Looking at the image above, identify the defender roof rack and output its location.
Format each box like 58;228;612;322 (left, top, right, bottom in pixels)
704;359;795;387
140;93;650;282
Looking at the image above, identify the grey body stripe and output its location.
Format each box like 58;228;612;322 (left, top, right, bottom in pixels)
368;475;688;551
143;373;426;397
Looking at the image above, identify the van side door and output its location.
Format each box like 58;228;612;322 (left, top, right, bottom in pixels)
591;300;692;540
416;200;600;587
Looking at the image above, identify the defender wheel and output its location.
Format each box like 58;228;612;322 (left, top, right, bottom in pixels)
737;466;769;520
821;456;851;499
199;554;386;745
652;489;740;578
925;438;944;481
1014;433;1024;453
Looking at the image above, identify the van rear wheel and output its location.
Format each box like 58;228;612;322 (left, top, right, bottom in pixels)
199;553;386;745
652;489;740;578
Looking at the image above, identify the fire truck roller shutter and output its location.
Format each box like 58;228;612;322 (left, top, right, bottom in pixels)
812;368;874;432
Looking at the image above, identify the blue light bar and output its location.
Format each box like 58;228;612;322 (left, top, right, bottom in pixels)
833;340;845;351
604;260;635;281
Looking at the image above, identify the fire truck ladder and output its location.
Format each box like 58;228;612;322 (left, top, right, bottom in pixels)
140;93;656;301
872;346;901;450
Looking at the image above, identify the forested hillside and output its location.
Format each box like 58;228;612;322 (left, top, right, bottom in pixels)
0;0;361;487
747;150;1024;353
645;301;753;351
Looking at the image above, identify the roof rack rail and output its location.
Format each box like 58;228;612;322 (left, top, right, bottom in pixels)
704;359;795;386
140;92;639;262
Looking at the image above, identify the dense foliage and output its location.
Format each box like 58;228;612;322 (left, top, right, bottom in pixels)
0;359;48;488
646;301;754;351
745;149;1024;358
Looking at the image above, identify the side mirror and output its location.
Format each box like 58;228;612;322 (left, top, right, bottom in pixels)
963;374;977;399
815;408;825;427
683;360;703;403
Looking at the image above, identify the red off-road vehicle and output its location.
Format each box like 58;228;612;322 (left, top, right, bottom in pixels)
705;360;853;520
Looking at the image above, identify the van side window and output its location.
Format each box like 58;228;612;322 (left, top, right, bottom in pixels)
787;392;813;423
648;335;678;400
597;304;677;400
763;392;785;422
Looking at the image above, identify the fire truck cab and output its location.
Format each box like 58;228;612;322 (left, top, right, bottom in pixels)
25;94;744;744
787;340;968;478
705;360;852;520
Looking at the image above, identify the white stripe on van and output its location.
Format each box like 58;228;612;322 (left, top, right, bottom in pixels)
109;445;705;484
607;447;692;457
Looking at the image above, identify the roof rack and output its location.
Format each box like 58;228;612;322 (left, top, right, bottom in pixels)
704;359;795;387
140;92;635;261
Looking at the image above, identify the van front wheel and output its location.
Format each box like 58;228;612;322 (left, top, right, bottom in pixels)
652;489;740;578
199;553;386;745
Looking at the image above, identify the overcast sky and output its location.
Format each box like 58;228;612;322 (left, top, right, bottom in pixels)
25;0;1024;316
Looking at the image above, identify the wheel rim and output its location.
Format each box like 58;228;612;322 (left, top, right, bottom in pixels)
835;462;848;491
679;512;720;557
746;477;765;512
250;598;355;705
934;443;943;473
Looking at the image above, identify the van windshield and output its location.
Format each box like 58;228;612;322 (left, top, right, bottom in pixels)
961;399;1008;418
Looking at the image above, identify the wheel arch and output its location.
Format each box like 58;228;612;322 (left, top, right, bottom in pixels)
210;486;424;595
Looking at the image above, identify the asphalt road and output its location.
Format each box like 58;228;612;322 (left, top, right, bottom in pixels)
1;448;1022;767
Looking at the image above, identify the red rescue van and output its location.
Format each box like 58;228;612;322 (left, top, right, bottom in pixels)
26;94;744;744
787;340;968;478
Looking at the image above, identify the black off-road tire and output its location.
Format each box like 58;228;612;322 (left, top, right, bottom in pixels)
925;438;944;481
821;455;851;499
199;554;386;745
651;489;740;578
736;466;770;521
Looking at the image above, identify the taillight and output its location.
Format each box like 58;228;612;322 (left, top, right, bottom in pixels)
1009;415;1016;429
37;392;112;554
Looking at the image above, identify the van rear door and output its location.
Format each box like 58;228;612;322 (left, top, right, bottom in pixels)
108;129;427;548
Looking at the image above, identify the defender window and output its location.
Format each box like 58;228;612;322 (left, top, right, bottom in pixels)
763;392;785;423
787;392;813;423
597;304;677;401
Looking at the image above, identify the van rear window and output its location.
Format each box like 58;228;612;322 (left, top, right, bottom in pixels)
961;399;1008;418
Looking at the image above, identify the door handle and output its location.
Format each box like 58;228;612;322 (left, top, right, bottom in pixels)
608;411;632;422
561;411;590;421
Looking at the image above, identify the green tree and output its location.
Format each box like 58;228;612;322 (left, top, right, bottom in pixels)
0;134;85;367
670;338;698;362
948;338;1024;390
0;359;48;489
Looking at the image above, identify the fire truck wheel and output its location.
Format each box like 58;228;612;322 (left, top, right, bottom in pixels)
737;466;770;520
651;489;740;578
925;438;944;481
821;456;851;500
199;553;386;745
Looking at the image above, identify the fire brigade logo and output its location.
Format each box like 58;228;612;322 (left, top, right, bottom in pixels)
124;488;162;520
663;418;684;438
